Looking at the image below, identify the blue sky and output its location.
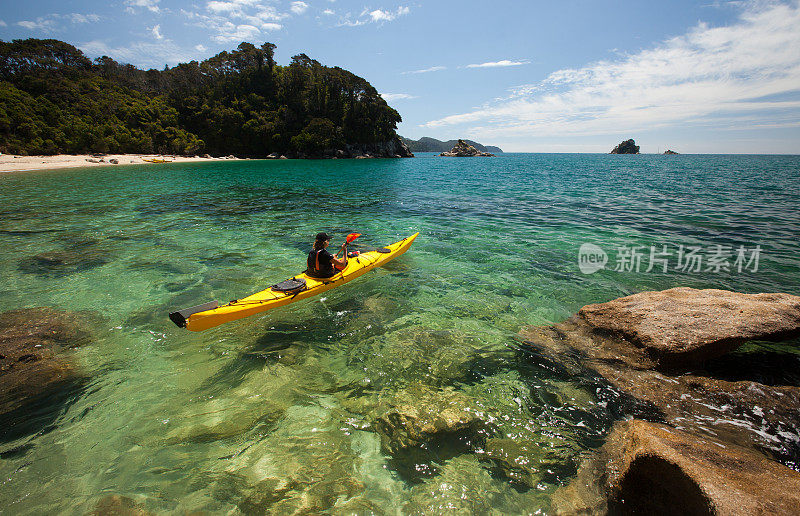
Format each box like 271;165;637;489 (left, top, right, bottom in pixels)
2;0;800;153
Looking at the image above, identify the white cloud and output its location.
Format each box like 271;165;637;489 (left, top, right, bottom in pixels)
207;0;258;13
291;1;309;15
423;0;800;142
338;5;410;26
402;65;446;74
195;44;208;52
17;12;101;32
125;0;160;14
211;23;263;43
67;13;101;24
466;59;529;68
17;18;58;32
322;9;335;15
0;20;6;27
381;93;417;101
151;24;163;40
369;6;409;22
184;2;286;42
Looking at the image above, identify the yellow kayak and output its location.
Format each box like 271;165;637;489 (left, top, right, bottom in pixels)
169;233;419;332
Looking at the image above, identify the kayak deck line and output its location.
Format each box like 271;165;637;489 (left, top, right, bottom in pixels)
169;232;419;332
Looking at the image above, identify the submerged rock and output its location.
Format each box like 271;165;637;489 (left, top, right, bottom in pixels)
440;139;495;157
373;384;485;455
404;454;541;514
224;404;368;514
481;438;541;488
0;307;96;422
91;495;153;516
349;327;489;388
550;420;800;515
610;139;640;154
18;239;111;278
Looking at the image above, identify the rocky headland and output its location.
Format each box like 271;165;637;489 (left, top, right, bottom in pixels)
610;139;640;154
520;287;800;514
440;139;496;157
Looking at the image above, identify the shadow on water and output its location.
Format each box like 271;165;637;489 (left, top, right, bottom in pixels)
699;339;800;387
196;315;348;396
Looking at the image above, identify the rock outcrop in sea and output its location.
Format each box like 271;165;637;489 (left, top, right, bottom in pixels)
664;149;679;154
520;287;800;513
440;139;495;157
610;139;640;154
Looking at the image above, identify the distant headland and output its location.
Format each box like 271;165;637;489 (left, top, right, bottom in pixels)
401;136;502;154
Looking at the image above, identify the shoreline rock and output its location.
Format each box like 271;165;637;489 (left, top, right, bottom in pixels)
531;287;800;371
551;419;800;515
520;287;800;511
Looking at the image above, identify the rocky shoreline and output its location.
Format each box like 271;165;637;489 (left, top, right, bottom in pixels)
521;287;800;513
4;287;800;512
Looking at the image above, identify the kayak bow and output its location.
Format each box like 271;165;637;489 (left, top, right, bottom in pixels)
169;232;418;332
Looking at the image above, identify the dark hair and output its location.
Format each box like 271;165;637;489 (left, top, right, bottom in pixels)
313;232;330;250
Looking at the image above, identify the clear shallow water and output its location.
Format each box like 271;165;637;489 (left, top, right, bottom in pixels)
0;153;799;514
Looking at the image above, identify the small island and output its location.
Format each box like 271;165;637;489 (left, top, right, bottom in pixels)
610;139;640;154
664;149;679;155
401;136;502;154
439;139;496;157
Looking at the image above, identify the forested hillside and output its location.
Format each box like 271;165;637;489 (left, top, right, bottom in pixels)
0;39;410;158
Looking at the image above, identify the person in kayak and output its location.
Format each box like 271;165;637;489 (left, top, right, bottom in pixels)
307;232;348;278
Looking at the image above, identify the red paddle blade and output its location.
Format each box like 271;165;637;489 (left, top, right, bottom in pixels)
346;233;361;243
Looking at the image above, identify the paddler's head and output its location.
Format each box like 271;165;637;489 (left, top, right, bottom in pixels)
314;232;331;250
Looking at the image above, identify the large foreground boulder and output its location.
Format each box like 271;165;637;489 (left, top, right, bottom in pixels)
551;420;800;515
440;139;495;157
610;139;640;154
520;287;800;462
576;287;800;369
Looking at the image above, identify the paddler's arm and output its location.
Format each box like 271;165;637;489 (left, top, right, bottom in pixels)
331;242;348;267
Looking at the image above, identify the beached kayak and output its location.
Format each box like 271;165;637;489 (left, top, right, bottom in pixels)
169;233;419;332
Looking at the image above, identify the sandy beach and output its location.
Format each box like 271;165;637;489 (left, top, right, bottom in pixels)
0;154;239;173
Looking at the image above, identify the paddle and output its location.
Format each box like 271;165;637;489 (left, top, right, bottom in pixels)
343;233;361;259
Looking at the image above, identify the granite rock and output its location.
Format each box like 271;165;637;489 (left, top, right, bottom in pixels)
550;419;800;515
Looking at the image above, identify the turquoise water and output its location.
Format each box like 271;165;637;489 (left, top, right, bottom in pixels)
0;153;799;513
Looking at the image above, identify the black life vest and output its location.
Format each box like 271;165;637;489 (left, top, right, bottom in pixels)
307;249;335;278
